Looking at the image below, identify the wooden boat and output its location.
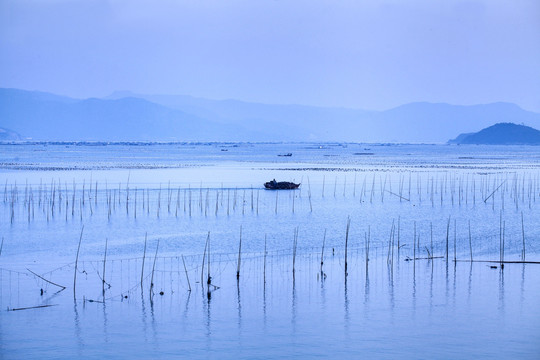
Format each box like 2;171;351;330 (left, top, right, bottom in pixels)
264;179;300;190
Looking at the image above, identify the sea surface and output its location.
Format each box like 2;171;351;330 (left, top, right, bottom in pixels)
1;142;539;359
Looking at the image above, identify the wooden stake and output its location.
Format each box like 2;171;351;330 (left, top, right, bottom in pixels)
320;229;326;273
102;238;108;296
345;217;350;277
27;268;66;290
237;226;242;280
150;239;160;295
201;232;209;285
73;226;84;299
182;255;191;292
264;234;267;285
468;220;473;262
207;233;211;285
521;212;526;261
141;233;147;287
445;216;450;262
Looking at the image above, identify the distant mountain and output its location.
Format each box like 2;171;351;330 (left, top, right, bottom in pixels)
106;91;373;141
449;123;540;145
367;102;540;143
0;88;270;141
2;88;540;142
0;127;22;140
106;92;540;143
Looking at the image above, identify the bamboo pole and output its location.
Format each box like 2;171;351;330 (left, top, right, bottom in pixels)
292;227;298;278
468;220;473;262
207;233;211;285
237;226;242;280
430;222;433;259
264;234;267;285
201;232;209;285
484;180;507;203
73;226;84;299
141;233;147;287
413;221;416;273
182;255;191;292
445;216;450;262
345;217;350;277
150;239;160;295
102;238;108;296
27;268;66;290
320;229;326;273
453;220;457;263
521;212;526;261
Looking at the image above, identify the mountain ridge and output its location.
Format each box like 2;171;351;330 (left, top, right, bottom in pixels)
2;88;540;143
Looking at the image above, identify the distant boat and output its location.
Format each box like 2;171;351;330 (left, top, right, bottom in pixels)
277;153;292;157
264;179;300;190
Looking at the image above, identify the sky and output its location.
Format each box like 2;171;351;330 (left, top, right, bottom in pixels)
1;0;539;111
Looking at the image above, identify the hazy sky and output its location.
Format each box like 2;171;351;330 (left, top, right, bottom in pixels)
1;0;539;111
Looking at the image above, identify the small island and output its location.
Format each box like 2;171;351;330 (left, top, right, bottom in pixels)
449;123;540;145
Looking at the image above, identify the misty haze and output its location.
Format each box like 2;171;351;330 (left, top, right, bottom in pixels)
1;1;539;359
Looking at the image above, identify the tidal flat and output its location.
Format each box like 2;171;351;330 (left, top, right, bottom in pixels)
1;142;539;358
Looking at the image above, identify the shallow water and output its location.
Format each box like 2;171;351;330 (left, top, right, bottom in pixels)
1;143;539;358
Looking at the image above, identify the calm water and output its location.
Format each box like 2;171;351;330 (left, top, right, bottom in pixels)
1;143;539;358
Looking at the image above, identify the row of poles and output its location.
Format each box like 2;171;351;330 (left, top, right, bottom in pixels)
3;171;540;224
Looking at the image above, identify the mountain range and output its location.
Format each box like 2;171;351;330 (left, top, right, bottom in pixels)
1;88;540;143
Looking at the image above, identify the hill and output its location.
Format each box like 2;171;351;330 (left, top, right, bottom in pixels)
450;123;540;145
3;88;540;142
107;92;540;143
0;89;268;141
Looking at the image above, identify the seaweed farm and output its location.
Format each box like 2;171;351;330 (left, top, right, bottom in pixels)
1;143;540;358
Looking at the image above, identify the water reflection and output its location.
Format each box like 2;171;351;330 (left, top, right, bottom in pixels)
429;260;434;317
320;270;327;312
205;285;212;351
291;278;297;332
344;279;350;334
445;261;449;306
149;292;157;349
452;262;457;309
73;301;83;352
237;281;242;331
520;264;525;312
498;268;505;313
140;289;148;344
102;302;109;344
412;273;417;316
183;291;191;322
467;262;473;305
364;271;370;305
263;283;267;330
387;264;395;317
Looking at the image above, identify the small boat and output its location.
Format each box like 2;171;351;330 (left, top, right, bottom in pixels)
277;153;292;157
264;179;300;190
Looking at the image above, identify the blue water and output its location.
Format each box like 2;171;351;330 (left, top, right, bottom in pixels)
1;143;539;358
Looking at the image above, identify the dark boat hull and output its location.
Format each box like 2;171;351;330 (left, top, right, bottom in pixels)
264;181;300;190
